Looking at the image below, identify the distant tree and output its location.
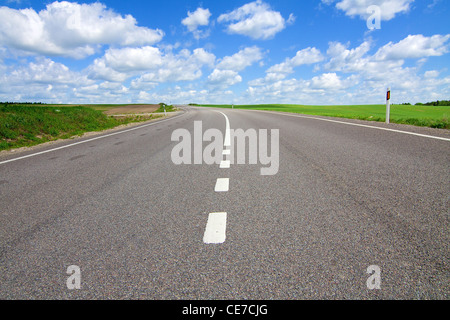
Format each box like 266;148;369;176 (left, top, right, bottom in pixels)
415;100;449;106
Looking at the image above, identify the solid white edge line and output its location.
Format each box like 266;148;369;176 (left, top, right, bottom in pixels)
203;212;227;244
248;109;450;142
215;178;229;192
0;113;184;166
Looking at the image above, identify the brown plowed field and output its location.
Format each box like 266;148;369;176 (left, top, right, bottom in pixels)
104;105;160;115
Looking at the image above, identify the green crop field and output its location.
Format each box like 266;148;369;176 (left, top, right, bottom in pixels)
195;104;449;129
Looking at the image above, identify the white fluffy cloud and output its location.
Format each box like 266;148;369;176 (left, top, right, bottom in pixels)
267;47;325;75
310;72;346;90
207;69;242;89
216;46;263;71
323;34;450;101
0;57;94;102
205;46;263;90
217;0;291;40
324;34;450;80
99;47;163;73
324;39;407;87
324;41;373;72
0;1;164;58
7;57;89;85
246;72;356;103
87;46;165;82
323;0;414;20
182;7;212;39
244;33;450;105
374;34;450;60
90;47;216;84
249;47;325;86
424;70;439;78
136;48;215;83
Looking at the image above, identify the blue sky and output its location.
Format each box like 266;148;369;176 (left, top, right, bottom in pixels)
0;0;449;104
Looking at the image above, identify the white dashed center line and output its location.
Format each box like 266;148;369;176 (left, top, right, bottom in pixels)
203;212;227;244
220;160;230;168
215;178;229;192
204;111;232;244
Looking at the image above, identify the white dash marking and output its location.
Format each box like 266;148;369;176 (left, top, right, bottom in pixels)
222;149;231;155
203;212;227;244
220;160;230;169
215;178;229;192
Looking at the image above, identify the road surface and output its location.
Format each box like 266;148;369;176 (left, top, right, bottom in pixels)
0;106;448;299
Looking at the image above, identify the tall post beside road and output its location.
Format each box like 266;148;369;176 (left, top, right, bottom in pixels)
386;87;391;124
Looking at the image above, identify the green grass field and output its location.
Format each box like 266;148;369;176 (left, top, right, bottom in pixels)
0;104;163;151
196;104;449;129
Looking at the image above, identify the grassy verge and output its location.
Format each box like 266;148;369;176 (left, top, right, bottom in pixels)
0;104;163;151
195;104;449;129
155;103;177;113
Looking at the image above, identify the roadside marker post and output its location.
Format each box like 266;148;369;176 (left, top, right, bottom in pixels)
386;87;391;124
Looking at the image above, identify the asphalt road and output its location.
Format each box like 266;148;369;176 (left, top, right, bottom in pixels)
0;106;448;299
